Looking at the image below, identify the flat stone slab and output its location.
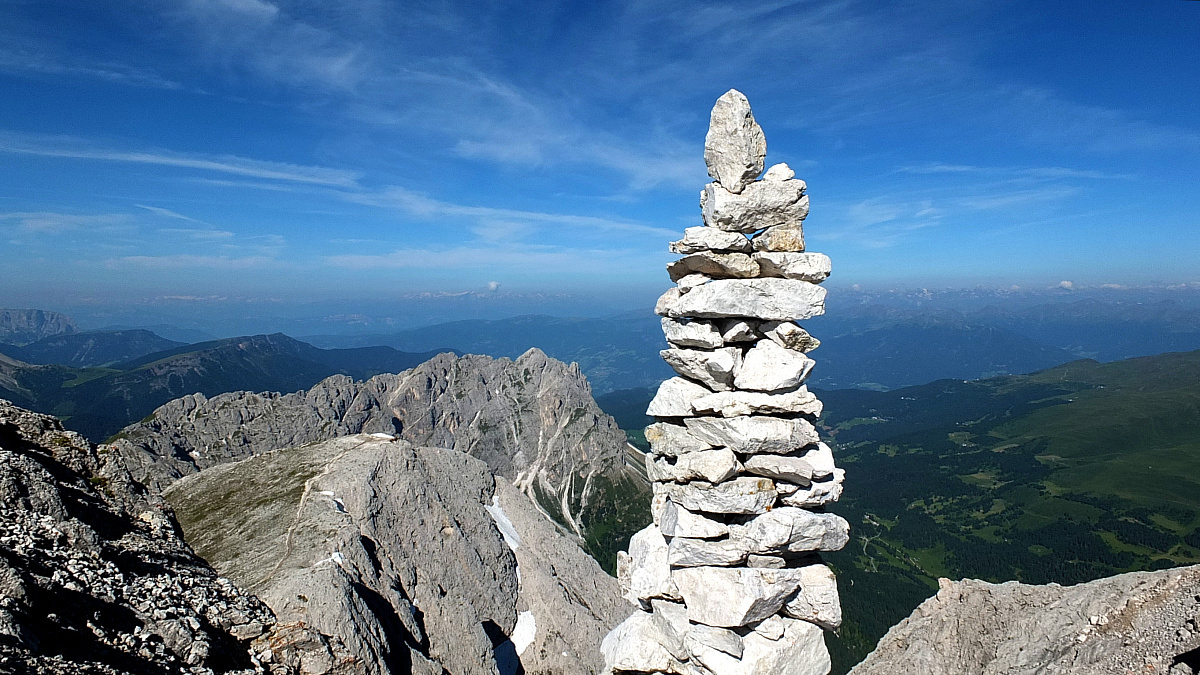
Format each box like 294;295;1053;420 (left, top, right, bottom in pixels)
668;251;759;281
754;252;831;282
658;498;729;539
647;377;712;417
661;317;723;349
645;422;714;457
782;563;842;630
780;468;845;508
687;615;830;675
664;477;777;515
661;347;741;392
733;507;850;554
702;180;809;234
684;415;819;454
692;387;823;418
734;339;816;392
656;278;826;322
670;226;752;254
672;566;806;627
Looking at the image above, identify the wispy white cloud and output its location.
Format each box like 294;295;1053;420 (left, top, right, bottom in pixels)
106;254;279;270
898;163;1133;180
346;186;679;237
158;227;235;240
0;131;361;186
326;244;650;274
135;204;201;222
0;211;130;233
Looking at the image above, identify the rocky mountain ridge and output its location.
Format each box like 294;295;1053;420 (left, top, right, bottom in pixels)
849;566;1200;675
0;309;76;346
108;348;648;561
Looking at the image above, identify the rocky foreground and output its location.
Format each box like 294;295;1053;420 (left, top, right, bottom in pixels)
849;567;1200;675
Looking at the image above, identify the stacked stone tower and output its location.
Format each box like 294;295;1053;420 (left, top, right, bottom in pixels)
601;90;847;675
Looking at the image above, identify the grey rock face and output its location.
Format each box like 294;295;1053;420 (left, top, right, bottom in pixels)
849;566;1200;675
164;434;626;675
0;308;76;345
0;399;299;675
703;89;766;194
106;349;632;540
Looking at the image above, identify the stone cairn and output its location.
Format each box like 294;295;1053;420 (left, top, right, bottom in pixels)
601;90;848;675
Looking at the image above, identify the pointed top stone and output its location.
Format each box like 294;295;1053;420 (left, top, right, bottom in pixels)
704;89;767;194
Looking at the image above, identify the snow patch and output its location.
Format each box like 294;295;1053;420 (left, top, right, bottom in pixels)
369;432;395;440
484;495;522;552
511;611;537;656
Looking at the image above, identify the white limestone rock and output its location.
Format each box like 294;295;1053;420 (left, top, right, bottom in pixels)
742;454;815;485
650;448;739;484
692;387;823;418
719;318;759;343
751;223;806;252
782;563;842;630
688;616;830;675
701;180;809;234
684;416;819;455
661;347;742;392
662;317;724;349
645;422;715;457
617;550;633;602
647;377;713;417
668;252;760;281
804;442;837;478
657;278;826;322
670;226;752;254
625;525;680;605
600;609;689;674
763;162;795;181
668;536;750;567
665;477;777;515
685;624;743;659
753;252;832;283
704;89;766;194
781;469;845;508
733;507;850;554
753;615;787;640
676;273;712;292
747;554;786;569
672;566;806;627
659;499;729;539
734;339;816;392
761;321;820;352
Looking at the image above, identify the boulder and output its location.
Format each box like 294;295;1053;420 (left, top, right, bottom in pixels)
670;226;753;254
672;567;807;627
665;477;777;515
761;321;820;352
657;278;826;322
685;624;744;659
701;180;809;234
646;422;715;457
689;616;830;675
751;223;806;252
780;469;845;508
647;377;713;417
684;415;819;454
668;251;760;281
650;448;739;484
703;89;766;194
661;347;742;392
753;252;832;283
742;454;815;484
733;507;850;554
600;609;689;674
782;563;842;630
668;536;751;567
662;317;724;349
763;162;795;181
625;525;680;605
659;499;730;539
719;318;759;342
692;387;823;418
734;339;816;392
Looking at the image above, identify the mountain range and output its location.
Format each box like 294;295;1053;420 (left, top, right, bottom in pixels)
0;333;450;442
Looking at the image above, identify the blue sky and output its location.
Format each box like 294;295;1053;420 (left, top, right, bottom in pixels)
2;0;1199;326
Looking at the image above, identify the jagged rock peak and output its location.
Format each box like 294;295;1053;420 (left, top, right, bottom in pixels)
704;89;767;194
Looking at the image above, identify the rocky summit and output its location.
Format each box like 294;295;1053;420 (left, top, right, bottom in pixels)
0;399;291;674
602;89;845;675
106;348;643;547
849;567;1200;675
163;434;627;675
